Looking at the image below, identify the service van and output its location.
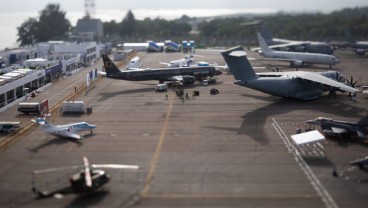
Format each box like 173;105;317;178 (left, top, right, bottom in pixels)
155;84;167;91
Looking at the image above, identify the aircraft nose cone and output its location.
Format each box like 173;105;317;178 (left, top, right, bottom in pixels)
89;124;97;129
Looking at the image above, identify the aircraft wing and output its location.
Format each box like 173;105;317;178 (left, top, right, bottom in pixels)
293;71;360;94
256;71;360;93
249;57;297;63
251;41;308;51
59;131;81;140
159;62;170;66
331;127;347;134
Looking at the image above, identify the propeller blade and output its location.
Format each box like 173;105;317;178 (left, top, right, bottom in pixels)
83;157;92;188
33;166;81;174
92;164;139;170
353;80;358;87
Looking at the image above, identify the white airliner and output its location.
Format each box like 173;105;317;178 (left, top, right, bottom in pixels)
32;118;97;139
257;33;340;68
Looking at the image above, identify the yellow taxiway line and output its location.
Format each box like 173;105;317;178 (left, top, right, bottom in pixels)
141;95;174;196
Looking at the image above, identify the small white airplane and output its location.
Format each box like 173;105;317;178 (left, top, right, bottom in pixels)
32;118;97;140
127;56;143;70
160;55;193;67
160;53;204;68
256;33;340;68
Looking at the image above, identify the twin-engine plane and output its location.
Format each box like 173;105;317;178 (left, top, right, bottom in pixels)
100;55;222;85
32;118;96;140
221;46;359;100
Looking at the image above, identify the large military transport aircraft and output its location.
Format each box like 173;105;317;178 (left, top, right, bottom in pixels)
248;24;334;55
101;55;222;85
305;115;368;139
256;33;340;68
345;29;368;55
221;46;359;100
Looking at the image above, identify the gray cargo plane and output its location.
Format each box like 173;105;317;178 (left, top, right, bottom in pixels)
100;55;222;85
221;46;359;100
345;29;368;55
256;33;340;68
305;115;368;139
250;25;334;55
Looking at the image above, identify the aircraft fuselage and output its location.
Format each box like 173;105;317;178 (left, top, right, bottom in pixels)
106;66;220;82
234;77;324;100
263;50;339;66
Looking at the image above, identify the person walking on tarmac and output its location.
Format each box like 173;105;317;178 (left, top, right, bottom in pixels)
192;91;196;100
165;91;168;100
186;93;190;100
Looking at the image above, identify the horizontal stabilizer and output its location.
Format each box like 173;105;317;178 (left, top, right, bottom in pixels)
229;51;247;57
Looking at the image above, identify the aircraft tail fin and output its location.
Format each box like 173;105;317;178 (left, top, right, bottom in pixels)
102;55;122;75
260;26;273;43
344;29;356;44
220;46;257;81
257;33;273;53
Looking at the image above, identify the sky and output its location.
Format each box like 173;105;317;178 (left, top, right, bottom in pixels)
0;0;367;48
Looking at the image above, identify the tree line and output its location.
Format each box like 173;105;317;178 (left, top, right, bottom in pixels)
16;4;368;47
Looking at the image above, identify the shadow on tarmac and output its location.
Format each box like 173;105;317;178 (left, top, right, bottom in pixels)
64;190;109;208
98;87;154;102
206;93;367;146
27;137;82;153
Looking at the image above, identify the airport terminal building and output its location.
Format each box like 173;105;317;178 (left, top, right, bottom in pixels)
0;63;62;111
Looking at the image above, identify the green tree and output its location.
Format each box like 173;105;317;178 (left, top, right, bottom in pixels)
120;10;136;37
17;4;70;45
17;18;38;46
36;4;70;41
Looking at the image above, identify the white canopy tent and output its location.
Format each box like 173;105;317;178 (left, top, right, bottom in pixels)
291;130;326;158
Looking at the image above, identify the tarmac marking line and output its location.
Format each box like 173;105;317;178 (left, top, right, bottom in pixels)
141;96;174;196
143;193;319;199
272;118;339;208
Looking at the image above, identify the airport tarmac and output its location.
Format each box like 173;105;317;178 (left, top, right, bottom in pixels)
0;49;367;208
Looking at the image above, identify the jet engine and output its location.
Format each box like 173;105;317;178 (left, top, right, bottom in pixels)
355;49;365;56
292;60;304;67
181;75;196;85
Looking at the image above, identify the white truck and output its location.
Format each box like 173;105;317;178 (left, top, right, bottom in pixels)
155;84;167;91
61;101;92;115
17;102;41;114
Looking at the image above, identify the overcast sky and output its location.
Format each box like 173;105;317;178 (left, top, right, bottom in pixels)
1;0;367;14
0;0;367;48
